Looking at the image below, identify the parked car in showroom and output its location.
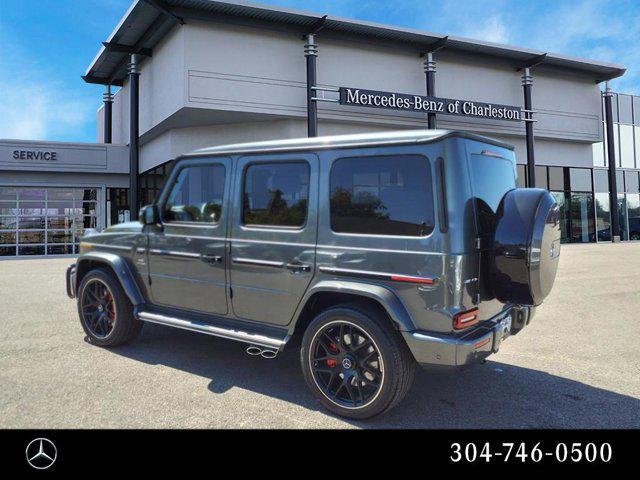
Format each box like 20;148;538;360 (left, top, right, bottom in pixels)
66;130;561;419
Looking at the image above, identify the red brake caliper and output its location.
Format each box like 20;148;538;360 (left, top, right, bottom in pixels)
326;342;339;368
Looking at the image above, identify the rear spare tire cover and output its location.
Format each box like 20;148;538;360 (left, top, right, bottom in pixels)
492;188;561;306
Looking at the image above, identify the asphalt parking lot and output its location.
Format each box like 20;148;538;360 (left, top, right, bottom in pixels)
0;243;638;429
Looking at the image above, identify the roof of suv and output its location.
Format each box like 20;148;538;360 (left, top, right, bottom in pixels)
181;129;514;159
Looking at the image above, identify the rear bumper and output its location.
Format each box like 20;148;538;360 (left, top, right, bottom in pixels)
402;306;535;368
66;263;76;299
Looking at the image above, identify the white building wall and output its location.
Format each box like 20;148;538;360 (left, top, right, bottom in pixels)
139;25;186;137
180;20;602;142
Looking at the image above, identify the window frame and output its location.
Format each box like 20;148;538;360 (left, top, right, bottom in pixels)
160;162;227;226
328;153;435;239
240;160;311;230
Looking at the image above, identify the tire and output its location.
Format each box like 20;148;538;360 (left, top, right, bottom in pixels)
300;303;415;420
77;268;142;347
492;188;561;306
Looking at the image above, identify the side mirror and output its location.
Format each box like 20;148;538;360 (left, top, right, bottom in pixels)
140;204;160;226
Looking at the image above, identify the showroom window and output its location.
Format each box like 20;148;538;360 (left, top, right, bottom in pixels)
570;168;592;192
618;194;629;241
592;135;605;167
619;124;635;168
516;165;527;188
140;160;174;207
550;191;570;244
535;166;549;190
613;126;621;166
627;193;640;240
548;167;594;243
594;169;612;242
635;126;640;168
618;94;634;125
548;167;566;192
106;188;130;226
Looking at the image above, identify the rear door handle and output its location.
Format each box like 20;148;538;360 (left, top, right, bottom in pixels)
285;262;311;273
201;254;223;264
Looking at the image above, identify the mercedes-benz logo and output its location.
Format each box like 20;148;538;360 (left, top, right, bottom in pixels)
342;358;353;369
25;438;57;470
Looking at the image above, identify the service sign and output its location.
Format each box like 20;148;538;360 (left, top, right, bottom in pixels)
339;87;523;122
12;150;58;161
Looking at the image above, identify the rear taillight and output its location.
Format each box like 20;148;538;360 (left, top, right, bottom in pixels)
453;308;479;330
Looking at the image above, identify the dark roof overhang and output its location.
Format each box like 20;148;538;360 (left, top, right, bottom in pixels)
84;0;627;86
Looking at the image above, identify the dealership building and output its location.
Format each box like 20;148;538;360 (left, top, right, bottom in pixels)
1;0;639;257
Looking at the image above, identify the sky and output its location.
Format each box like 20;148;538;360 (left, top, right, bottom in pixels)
1;0;639;143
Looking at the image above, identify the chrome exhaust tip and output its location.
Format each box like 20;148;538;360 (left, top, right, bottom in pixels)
260;349;277;359
246;345;263;356
246;345;278;359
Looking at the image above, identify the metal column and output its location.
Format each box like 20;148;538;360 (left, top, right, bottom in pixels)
422;37;447;130
603;82;621;242
522;68;536;188
128;54;140;220
103;85;114;144
424;52;436;129
305;34;318;137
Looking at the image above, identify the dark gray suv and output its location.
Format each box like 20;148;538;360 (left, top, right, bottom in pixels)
66;130;561;419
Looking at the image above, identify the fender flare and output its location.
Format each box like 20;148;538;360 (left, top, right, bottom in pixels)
291;280;417;333
75;251;145;306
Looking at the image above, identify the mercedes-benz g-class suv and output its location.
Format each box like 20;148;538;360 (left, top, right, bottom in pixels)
66;130;561;419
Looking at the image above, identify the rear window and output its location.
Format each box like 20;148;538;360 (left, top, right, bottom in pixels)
330;155;434;237
469;153;516;234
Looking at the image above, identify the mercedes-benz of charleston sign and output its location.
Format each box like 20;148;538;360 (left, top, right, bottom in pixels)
339;87;523;122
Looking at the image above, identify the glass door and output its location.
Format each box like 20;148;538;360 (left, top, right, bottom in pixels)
595;193;612;242
627;194;640;240
618;195;629;241
569;192;595;243
550;192;570;243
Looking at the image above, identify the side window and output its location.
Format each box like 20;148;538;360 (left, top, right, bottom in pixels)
330;155;434;237
163;164;225;224
242;162;310;227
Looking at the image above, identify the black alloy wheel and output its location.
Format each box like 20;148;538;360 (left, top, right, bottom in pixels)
301;304;416;419
310;320;384;409
81;278;117;338
76;268;142;347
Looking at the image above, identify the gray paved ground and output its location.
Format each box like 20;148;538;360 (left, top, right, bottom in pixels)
0;243;638;428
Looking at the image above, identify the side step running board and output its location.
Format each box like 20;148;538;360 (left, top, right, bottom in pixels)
137;311;286;350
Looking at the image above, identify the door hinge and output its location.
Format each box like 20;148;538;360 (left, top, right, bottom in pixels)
229;286;233;299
